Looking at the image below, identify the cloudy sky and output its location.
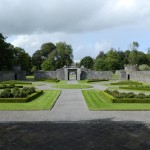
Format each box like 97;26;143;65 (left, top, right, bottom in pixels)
1;0;150;62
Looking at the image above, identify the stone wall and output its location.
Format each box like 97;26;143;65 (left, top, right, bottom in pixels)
57;69;65;80
0;71;14;82
124;65;138;74
34;71;57;80
81;70;112;80
119;71;127;80
130;71;150;83
0;71;26;81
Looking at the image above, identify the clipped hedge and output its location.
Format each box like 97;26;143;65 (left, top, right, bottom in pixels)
105;89;150;103
113;98;150;103
111;81;143;85
87;79;109;83
0;90;43;103
119;85;150;91
0;80;32;85
0;85;23;89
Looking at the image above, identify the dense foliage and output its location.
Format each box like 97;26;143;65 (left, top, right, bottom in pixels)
0;87;35;98
105;90;150;103
1;33;150;72
0;33;31;73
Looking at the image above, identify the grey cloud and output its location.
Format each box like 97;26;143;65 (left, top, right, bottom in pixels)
0;0;150;35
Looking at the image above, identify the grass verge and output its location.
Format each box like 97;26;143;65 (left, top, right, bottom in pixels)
0;90;61;110
82;90;150;110
52;84;93;89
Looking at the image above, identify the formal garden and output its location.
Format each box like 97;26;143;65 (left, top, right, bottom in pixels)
0;80;61;110
1;77;150;110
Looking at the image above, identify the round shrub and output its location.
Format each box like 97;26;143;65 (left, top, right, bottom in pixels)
0;88;11;98
12;87;21;98
126;92;135;98
29;87;35;94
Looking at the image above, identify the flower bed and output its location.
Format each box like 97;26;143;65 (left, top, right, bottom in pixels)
105;89;150;103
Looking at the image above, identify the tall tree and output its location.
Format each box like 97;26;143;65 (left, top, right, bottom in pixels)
13;47;31;73
41;42;73;71
56;42;73;68
130;41;140;50
32;50;43;70
80;56;94;69
40;42;56;59
0;33;14;70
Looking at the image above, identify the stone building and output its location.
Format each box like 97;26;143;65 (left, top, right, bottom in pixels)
119;65;150;83
0;66;26;82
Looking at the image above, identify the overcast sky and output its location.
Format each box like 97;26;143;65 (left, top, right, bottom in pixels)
1;0;150;62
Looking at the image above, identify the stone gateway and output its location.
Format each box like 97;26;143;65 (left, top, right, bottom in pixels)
35;66;112;81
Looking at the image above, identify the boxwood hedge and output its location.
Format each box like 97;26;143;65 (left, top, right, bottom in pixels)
111;81;143;85
105;89;150;103
0;90;43;103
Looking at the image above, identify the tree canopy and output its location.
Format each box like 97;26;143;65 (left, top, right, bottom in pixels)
80;56;94;69
41;42;73;71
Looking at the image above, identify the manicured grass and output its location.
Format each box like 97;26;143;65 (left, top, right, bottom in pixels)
82;90;150;110
26;75;34;80
0;90;61;110
78;80;88;84
52;84;93;89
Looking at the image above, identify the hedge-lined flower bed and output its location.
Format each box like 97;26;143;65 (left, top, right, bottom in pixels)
0;90;43;103
111;80;143;85
0;87;36;98
0;80;32;85
119;85;150;91
105;89;150;103
0;84;23;89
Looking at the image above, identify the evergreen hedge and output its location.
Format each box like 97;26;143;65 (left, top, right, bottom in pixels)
87;79;109;83
105;89;150;103
0;90;43;103
111;81;143;85
113;98;150;103
120;85;150;91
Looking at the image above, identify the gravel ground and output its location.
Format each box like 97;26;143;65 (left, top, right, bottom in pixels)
0;120;150;150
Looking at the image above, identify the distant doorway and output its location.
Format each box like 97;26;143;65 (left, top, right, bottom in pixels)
15;74;17;80
127;74;130;80
68;69;77;80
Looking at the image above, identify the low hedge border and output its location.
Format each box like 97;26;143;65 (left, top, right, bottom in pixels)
0;90;43;103
0;81;32;85
87;79;109;83
111;81;143;85
119;86;150;91
0;86;23;89
113;98;150;103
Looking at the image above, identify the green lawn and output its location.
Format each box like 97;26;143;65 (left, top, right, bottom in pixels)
0;90;61;110
82;90;150;110
52;84;93;89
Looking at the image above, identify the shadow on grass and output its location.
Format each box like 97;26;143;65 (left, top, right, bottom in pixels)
0;119;150;150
